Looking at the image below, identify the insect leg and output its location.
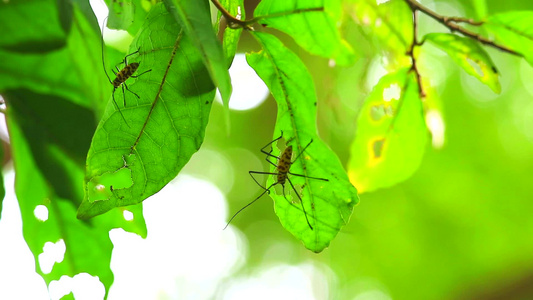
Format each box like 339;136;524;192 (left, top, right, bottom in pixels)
124;82;140;99
121;84;127;106
291;139;314;163
123;48;140;66
288;172;328;182
111;88;130;127
249;171;278;191
287;178;313;230
223;182;278;230
260;131;284;161
130;68;152;78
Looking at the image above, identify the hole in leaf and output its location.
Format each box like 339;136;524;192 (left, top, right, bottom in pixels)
370;105;393;121
38;239;66;274
383;83;401;102
372;138;386;159
34;205;48;222
123;210;134;221
467;58;484;77
87;167;133;201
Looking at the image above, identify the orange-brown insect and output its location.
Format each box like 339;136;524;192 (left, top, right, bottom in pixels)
101;18;151;125
224;131;328;230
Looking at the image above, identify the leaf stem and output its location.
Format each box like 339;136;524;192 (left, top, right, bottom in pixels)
407;9;425;99
403;0;520;56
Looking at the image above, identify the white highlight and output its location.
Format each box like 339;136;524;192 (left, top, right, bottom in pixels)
425;110;446;149
225;54;270;111
38;239;66;274
122;210;134;221
49;274;105;300
108;175;246;299
383;84;401;102
221;262;332;299
33;205;49;222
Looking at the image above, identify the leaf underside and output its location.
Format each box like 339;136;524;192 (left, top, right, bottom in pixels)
424;33;501;93
254;0;355;66
348;68;428;193
79;3;215;219
247;32;358;253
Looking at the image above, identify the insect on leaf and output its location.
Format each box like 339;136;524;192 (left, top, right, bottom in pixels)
79;3;215;219
246;32;358;253
348;69;429;193
424;33;501;93
254;0;355;66
483;11;533;66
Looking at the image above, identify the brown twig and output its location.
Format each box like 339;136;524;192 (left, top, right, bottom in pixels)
407;10;426;99
210;0;324;30
443;16;483;26
404;0;520;56
210;0;249;29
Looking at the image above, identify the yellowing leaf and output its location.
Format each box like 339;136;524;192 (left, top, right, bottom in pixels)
424;33;501;93
348;69;428;193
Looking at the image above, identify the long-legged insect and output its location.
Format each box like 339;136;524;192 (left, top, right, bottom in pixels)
101;17;151;125
224;132;328;230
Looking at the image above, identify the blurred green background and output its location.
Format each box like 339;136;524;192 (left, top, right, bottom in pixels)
1;0;533;299
200;0;533;299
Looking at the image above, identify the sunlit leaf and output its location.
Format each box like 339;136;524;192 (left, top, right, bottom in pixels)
484;11;533;66
4;89;146;298
104;0;152;35
79;3;215;219
346;0;412;69
348;68;428;193
254;0;356;66
0;0;71;53
246;32;358;253
424;33;501;93
162;0;232;107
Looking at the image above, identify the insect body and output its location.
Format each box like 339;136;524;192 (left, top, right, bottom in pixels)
224;132;328;230
112;62;139;90
101;18;151;125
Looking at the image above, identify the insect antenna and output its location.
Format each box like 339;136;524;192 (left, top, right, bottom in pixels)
100;16;129;126
223;182;275;230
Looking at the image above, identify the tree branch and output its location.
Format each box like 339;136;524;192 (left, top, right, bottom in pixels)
210;0;249;29
407;10;425;99
404;0;520;56
210;0;324;30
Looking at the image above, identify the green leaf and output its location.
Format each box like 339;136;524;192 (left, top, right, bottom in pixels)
346;0;412;69
348;69;428;193
4;89;146;298
0;0;71;53
216;0;245;67
79;3;215;219
484;11;533;66
246;32;358;253
104;0;152;35
254;0;355;66
424;33;501;93
162;0;232;107
0;4;109;116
